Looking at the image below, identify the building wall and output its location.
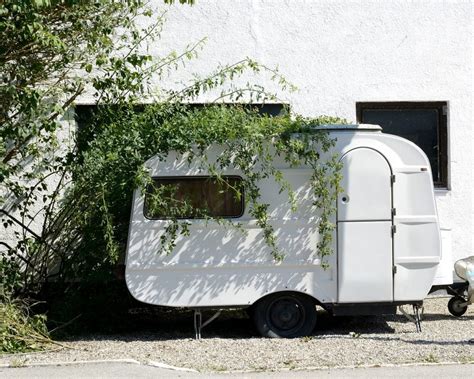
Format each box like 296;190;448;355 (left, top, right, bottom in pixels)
147;0;473;263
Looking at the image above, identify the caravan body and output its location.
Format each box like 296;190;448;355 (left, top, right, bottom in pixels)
125;124;444;321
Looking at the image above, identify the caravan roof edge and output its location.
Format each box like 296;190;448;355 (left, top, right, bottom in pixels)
313;124;382;131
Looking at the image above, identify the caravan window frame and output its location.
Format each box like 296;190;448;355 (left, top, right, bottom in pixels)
143;175;245;220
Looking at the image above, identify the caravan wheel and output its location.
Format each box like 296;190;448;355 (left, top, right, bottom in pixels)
448;296;468;317
253;293;317;338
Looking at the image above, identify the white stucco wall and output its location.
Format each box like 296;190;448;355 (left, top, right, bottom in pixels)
0;110;76;250
143;0;472;263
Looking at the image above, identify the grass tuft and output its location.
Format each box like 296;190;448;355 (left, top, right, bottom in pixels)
0;297;53;354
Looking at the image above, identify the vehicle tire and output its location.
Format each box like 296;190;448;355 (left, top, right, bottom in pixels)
448;296;468;317
253;292;317;338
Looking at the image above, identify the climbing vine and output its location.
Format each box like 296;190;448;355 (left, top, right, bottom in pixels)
73;105;344;268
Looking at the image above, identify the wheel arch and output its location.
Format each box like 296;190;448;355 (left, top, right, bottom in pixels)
250;290;321;308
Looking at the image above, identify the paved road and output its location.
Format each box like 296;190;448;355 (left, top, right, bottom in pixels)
1;362;473;378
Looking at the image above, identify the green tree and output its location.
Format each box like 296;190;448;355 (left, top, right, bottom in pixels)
0;0;201;294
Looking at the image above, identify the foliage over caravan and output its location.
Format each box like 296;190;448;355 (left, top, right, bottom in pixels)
70;105;344;269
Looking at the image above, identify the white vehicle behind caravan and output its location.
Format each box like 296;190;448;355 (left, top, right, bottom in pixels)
125;124;450;338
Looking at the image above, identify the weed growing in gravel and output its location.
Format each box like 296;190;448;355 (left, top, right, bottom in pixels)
8;358;27;367
423;353;439;363
208;364;228;372
283;360;297;370
457;355;474;364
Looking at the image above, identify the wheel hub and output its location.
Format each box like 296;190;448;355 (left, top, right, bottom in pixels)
269;298;304;331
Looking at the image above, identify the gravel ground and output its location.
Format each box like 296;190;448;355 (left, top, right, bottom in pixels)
1;297;473;373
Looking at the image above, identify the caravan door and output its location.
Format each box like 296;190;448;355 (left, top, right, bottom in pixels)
337;148;393;303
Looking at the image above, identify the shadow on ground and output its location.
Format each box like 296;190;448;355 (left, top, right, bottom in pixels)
43;281;469;344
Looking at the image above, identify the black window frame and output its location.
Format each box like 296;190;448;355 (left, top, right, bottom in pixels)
356;101;448;188
143;175;245;220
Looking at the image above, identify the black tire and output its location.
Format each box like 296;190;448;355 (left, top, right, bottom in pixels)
448;296;468;317
253;292;317;338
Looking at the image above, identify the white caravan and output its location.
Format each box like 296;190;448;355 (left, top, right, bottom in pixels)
125;124;447;337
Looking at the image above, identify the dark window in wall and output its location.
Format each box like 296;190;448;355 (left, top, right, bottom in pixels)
75;103;287;152
144;176;244;219
356;102;448;188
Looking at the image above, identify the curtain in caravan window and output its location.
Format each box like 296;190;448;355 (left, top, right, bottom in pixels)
144;176;243;219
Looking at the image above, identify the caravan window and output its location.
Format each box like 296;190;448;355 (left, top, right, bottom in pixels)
144;176;244;219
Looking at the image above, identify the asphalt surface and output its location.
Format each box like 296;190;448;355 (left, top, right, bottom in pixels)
0;362;473;378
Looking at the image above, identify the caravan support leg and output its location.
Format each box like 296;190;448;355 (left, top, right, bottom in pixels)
398;304;423;332
194;310;202;340
193;310;222;340
413;305;422;333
